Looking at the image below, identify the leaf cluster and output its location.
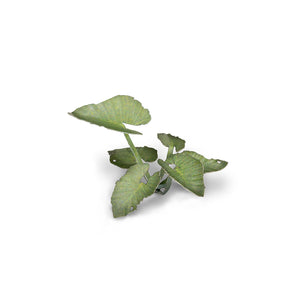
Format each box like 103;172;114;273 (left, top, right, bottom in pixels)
69;95;228;218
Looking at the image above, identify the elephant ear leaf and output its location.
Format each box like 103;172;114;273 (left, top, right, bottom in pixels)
111;164;160;218
158;152;205;196
69;95;151;134
108;146;158;169
182;151;228;173
157;133;185;152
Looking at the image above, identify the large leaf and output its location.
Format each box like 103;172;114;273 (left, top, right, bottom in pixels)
69;95;151;134
111;164;160;218
108;146;158;169
157;133;185;151
158;153;205;196
182;151;228;173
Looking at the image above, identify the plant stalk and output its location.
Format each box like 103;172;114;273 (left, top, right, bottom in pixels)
157;144;174;194
124;133;150;180
167;145;174;159
159;145;174;178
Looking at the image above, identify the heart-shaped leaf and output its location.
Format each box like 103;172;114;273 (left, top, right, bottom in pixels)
111;164;160;218
158;153;205;196
108;146;158;169
182;151;228;173
157;133;185;151
69;95;151;134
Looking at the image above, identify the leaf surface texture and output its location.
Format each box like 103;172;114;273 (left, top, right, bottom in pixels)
158;153;205;196
70;95;151;134
108;147;158;168
182;151;228;173
111;164;160;217
157;133;185;151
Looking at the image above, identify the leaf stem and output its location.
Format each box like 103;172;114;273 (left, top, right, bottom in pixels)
124;133;150;180
167;145;174;159
157;144;174;194
159;144;174;178
124;133;143;164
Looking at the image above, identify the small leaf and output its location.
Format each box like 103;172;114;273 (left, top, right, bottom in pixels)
182;151;228;173
155;176;172;195
69;95;151;134
157;133;185;151
108;146;158;169
158;153;205;196
111;164;160;218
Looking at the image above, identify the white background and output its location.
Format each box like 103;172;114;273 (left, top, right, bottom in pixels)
1;1;300;299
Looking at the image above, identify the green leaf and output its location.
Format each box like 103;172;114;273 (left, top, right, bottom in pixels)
157;133;185;151
69;95;151;134
111;164;160;218
158;153;205;196
108;146;158;169
182;151;228;173
155;176;172;195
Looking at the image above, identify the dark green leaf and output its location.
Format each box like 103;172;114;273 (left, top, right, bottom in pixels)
108;146;158;168
155;176;172;195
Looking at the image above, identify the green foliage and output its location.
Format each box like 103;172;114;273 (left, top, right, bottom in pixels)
181;151;228;173
69;95;150;134
158;153;205;196
156;176;172;195
108;147;157;169
157;133;185;152
111;164;160;218
69;95;228;218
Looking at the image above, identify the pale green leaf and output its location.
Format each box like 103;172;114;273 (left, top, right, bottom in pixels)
108;146;158;169
111;164;160;218
157;133;185;151
182;151;228;173
69;95;151;134
158;153;205;196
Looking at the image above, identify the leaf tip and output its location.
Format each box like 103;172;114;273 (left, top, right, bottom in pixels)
157;158;164;166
